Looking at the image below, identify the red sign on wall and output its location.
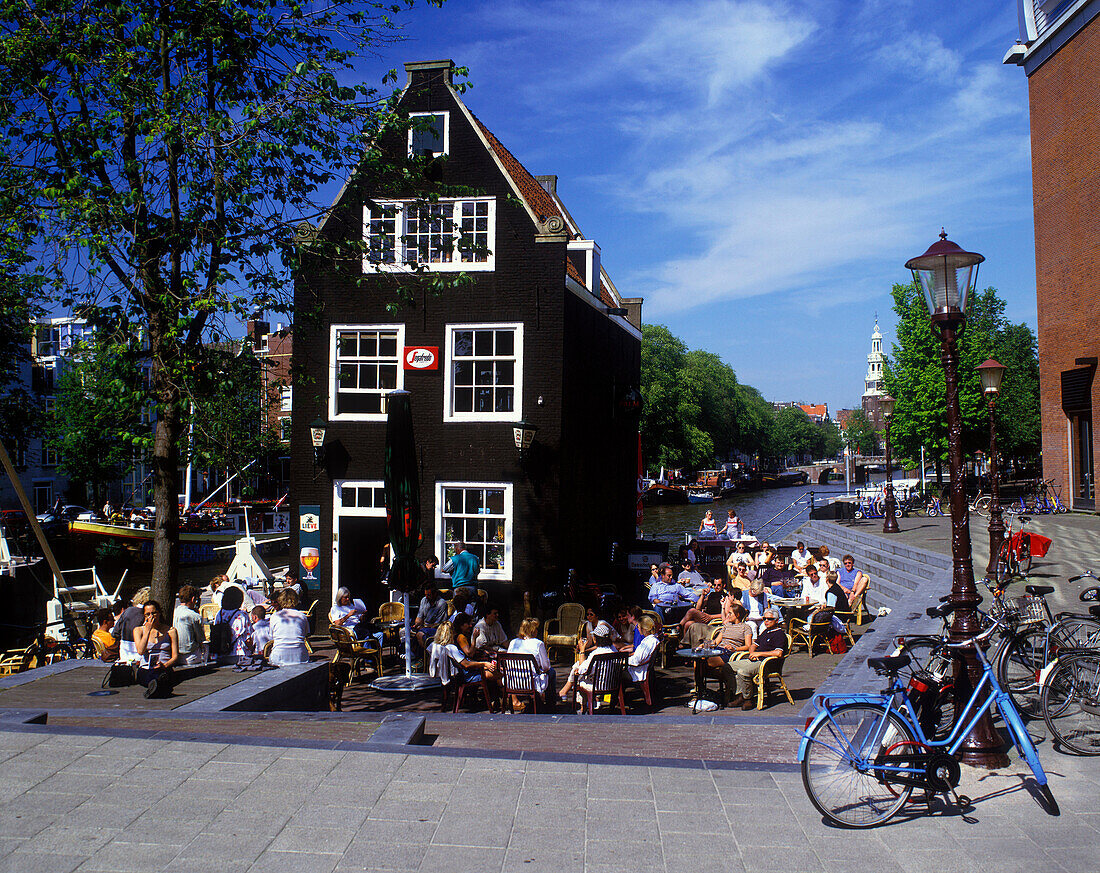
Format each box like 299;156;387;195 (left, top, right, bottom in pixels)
403;346;439;370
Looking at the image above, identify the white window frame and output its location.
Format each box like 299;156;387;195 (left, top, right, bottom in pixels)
407;111;449;157
362;197;496;273
328;324;405;422
443;322;523;423
280;385;292;412
333;479;387;518
435;481;513;582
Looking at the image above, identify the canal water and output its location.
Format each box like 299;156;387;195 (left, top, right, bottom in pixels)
641;482;852;545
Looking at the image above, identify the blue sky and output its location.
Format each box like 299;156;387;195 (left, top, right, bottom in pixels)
359;0;1035;416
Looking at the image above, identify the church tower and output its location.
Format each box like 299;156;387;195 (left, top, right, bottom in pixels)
861;318;886;450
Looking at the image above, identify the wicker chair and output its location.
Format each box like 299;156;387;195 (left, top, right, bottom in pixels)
731;634;795;710
543;602;585;659
329;625;382;680
500;652;542;713
375;601;405;657
200;603;218;641
573;651;628;715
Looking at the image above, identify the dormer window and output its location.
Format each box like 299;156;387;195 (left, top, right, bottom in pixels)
408;111;449;157
567;239;601;295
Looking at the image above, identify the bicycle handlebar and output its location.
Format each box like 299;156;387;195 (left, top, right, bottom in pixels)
1069;572;1098;583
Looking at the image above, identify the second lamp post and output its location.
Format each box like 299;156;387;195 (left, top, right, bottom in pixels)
977;359;1007;578
880;394;899;533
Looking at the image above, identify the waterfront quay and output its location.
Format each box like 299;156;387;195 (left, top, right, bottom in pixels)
1;512;1100;870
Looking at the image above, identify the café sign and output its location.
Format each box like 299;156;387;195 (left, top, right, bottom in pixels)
403;346;439;370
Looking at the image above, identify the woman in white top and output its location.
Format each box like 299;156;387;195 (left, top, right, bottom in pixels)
506;617;555;706
329;587;368;640
627;616;660;683
473;607;508;650
268;588;310;667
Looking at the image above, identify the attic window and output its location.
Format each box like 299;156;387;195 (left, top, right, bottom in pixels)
408;112;449;157
364;198;495;272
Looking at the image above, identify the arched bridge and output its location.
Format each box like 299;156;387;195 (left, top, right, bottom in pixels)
789;457;885;485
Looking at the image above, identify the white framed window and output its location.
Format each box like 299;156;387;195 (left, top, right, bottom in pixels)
363;197;495;272
407;111;449;157
280;386;292;412
436;482;512;581
443;323;522;422
329;325;404;421
42;445;58;467
279;417;291;442
334;480;386;518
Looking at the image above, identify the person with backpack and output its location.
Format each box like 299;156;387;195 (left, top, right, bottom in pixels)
210;586;253;666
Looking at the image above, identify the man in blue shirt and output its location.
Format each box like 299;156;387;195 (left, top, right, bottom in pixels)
648;563;695;622
442;541;480;589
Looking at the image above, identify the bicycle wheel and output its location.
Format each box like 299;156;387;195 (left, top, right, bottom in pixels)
974;496;991;518
801;704;916;827
1018;535;1033;575
1042;652;1100;755
1050;617;1100;651
997;627;1047;718
895;637;947;677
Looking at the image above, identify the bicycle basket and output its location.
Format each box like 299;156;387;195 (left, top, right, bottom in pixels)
1003;594;1046;625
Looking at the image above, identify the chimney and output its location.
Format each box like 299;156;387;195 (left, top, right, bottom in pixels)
404;59;454;89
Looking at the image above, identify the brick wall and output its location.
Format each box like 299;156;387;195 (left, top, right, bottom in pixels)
1028;15;1100;508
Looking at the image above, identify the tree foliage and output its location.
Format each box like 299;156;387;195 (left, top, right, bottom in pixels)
883;282;1040;470
0;0;446;607
841;409;878;456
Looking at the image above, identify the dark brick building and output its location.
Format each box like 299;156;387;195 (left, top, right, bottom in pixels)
1006;0;1099;510
290;60;642;615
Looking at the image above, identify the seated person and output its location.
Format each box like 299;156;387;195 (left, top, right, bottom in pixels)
474;607;508;651
268;588;311;667
507;617;556;707
838;554;868;602
133;599;180;698
577;607;608;656
790;541;814;573
815;558;832;585
558;628;616;708
705;600;753;675
819;544;841;572
743;579;780;628
648;563;696;622
452;586;481;621
725;541;755;581
434;617;501;704
721;608;788;710
412;583;449;653
677;559;705;589
679;576;727;645
627;616;661;684
731;562;755;591
91;608;119;661
824;570;850;612
250;606;272;654
212;586;254;666
112;589;148;663
699;509;719;536
754;542;773;567
800;566;829;606
762;555;798;598
171;585;205;666
328;587;369;640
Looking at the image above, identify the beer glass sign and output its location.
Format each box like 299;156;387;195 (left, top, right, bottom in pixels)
300;547;320;581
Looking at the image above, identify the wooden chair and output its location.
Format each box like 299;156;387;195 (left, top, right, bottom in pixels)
732;634;795;710
642;608;674;668
544;602;585;660
500;652;542;713
200;603;218;642
376;601;405;657
806;607;837;658
302;599;319;634
328;625;382;680
573;652;628;715
848;588;868;625
0;646;32;676
91;635;108;660
443;654;493;713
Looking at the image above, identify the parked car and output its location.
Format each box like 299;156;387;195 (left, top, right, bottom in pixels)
35;505;91;524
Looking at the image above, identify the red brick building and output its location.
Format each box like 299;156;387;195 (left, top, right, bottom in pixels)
1006;0;1099;510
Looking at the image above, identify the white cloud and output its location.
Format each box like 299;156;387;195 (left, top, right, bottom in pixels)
875;33;961;82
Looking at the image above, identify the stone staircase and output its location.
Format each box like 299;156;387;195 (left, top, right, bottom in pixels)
792;519;955;716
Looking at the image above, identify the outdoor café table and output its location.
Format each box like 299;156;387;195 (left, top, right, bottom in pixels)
676;646;726;713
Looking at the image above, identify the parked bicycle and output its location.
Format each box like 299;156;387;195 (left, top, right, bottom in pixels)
0;622;78;674
799;606;1058;827
1041;584;1100;754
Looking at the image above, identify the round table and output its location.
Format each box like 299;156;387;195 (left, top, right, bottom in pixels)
676;646;727;713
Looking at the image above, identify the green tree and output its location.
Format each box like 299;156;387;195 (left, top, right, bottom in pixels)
883;282;1040;484
0;0;445;608
640;324;710;469
771;406;822;464
842;409;878;456
49;339;145;504
820;418;844;459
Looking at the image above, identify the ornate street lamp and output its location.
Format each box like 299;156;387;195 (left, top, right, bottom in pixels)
906;230;1007;767
512;419;538;465
977;358;1007;577
309;417;327;467
880;394;899;533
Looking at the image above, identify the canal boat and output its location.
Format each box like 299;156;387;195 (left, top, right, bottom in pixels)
640;481;689;506
686;489;714;504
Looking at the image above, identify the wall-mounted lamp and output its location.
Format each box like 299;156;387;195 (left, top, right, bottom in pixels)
512;419;538;464
310;417;328;467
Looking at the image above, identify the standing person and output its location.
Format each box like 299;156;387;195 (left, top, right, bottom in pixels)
420;555;440;585
442;541;480;590
133;599;179;699
172;585;205;666
267;588;311;667
720;509;743;539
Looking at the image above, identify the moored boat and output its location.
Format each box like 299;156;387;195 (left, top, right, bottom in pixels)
686;490;714;504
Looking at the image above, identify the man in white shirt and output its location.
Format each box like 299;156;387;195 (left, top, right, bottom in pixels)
800;566;829;605
172;585;205;665
790;541;813;573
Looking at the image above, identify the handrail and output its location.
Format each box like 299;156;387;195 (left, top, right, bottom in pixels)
755;490;816;541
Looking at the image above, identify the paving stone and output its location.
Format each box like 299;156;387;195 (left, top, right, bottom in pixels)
417;844;504;873
0;852;85;873
338;839;430;870
266;825;356;854
73;840;182;873
247;850;339;873
501;846;584;873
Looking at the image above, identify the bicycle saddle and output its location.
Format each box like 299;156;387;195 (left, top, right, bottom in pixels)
868;654;910;673
1026;584;1054;597
1018;516;1032;523
927;603;956;618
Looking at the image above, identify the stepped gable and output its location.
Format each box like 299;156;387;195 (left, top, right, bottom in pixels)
470;112;617;308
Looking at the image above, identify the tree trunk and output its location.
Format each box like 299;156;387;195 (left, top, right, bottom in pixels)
148;317;181;611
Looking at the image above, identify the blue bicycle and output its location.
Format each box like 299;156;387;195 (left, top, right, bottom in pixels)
798;606;1059;827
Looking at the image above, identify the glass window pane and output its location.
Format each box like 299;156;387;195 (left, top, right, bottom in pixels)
379;334;397;357
465;489;484;514
474;330;493;356
486;490;504;515
453;330;473;357
475;363;493;385
495;361;513;386
472;545;488;568
454;387;472;413
379;364;397;390
453;361;473;386
486;544;504;569
337;333;356;357
360;333;377;357
444;489;463;513
495;330;513;356
495;388;513;413
475;387;493;412
338;364;357;388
